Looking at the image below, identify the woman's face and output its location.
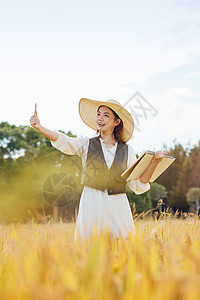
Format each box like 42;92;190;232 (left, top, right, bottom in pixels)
96;106;120;134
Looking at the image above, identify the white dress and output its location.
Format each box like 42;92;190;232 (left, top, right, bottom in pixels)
50;132;150;242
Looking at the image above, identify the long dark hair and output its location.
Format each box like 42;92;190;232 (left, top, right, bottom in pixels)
96;105;125;143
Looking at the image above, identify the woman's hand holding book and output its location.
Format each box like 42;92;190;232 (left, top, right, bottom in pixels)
151;150;167;165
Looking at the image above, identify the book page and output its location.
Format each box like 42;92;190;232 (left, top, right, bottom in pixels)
121;151;175;182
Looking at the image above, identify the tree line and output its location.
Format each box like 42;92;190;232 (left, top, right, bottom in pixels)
0;121;200;223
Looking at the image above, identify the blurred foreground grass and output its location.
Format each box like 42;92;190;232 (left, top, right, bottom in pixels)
1;217;200;300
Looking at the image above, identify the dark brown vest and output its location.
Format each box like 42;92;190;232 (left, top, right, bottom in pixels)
83;137;128;195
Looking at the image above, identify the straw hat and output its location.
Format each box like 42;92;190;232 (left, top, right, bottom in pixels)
79;98;134;142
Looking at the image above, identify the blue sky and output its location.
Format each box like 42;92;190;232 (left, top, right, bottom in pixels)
0;0;200;154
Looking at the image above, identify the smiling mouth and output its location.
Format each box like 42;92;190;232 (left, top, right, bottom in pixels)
98;123;105;127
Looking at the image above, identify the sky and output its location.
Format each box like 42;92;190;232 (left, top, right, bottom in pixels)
0;0;200;154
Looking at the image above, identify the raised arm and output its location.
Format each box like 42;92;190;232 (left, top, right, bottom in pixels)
29;103;59;142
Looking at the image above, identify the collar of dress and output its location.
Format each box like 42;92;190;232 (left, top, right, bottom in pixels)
99;137;117;148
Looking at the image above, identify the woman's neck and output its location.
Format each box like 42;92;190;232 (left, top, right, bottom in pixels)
99;132;116;145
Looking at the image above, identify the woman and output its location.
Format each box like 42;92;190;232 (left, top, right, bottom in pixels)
30;98;165;242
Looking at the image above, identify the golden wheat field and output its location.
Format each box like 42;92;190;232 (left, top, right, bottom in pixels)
0;215;200;300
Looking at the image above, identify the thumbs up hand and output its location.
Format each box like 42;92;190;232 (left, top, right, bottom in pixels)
30;103;41;130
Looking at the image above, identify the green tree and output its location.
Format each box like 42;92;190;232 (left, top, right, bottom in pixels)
126;186;152;213
172;143;200;211
156;141;187;210
0;121;81;223
149;182;167;207
186;187;200;216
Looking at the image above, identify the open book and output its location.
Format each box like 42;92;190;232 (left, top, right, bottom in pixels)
121;150;175;183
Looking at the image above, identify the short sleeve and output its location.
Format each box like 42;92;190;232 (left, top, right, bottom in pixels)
126;144;150;195
50;132;89;158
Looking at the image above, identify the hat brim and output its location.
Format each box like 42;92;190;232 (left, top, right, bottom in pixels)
79;98;134;142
